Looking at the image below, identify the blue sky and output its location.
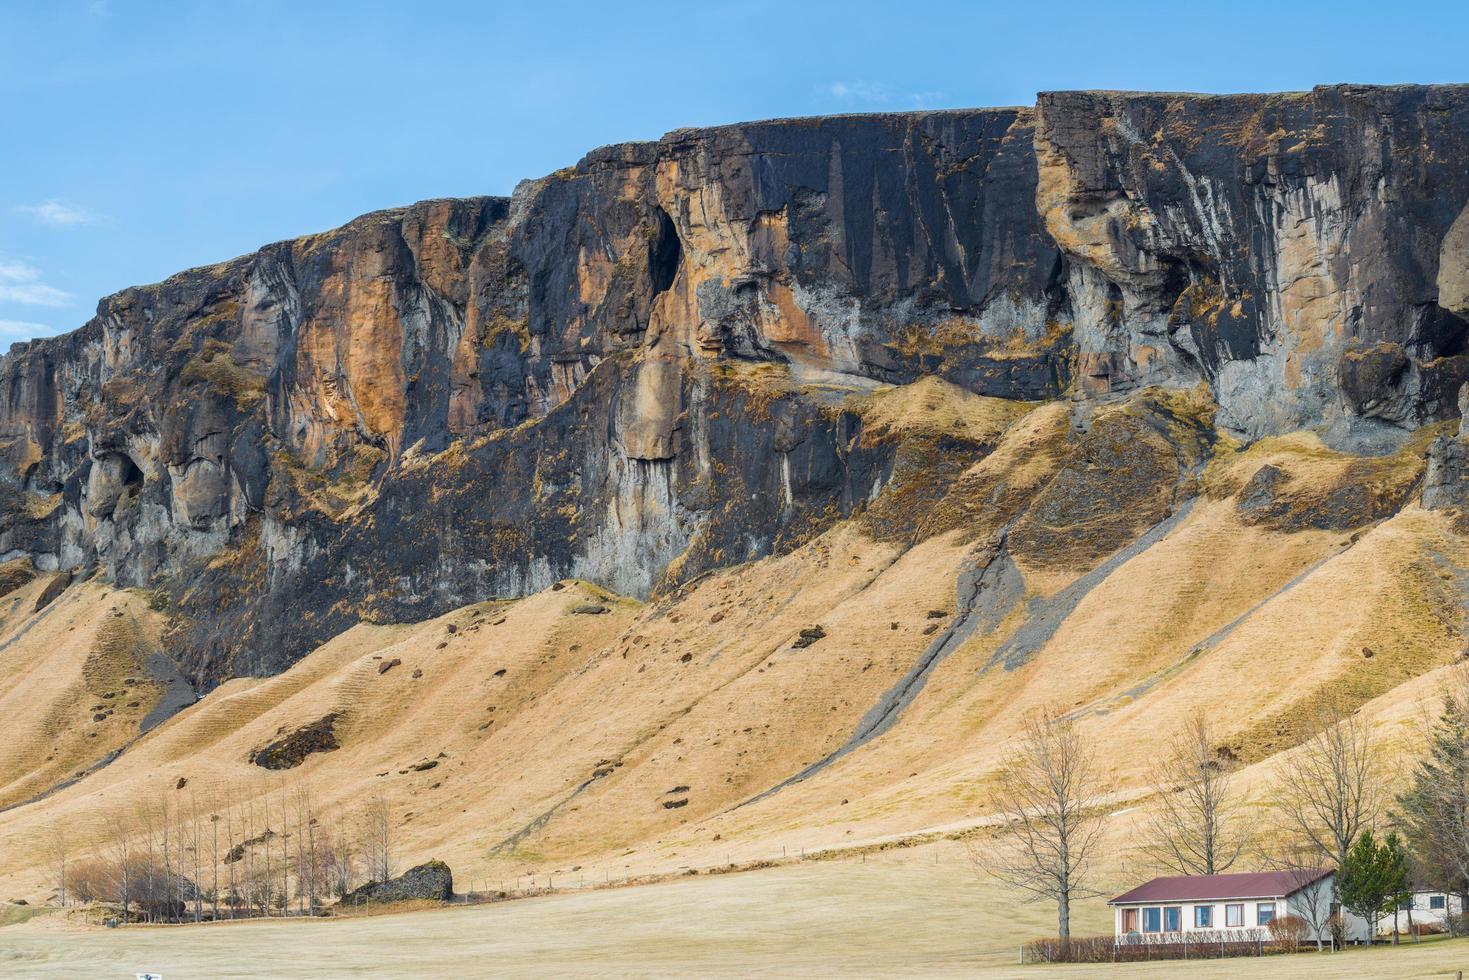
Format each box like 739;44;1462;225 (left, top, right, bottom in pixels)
2;0;1465;345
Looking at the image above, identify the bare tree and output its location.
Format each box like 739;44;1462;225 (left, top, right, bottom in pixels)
187;789;203;923
278;779;291;916
325;825;358;898
1274;701;1382;907
1267;856;1335;951
363;793;393;885
208;800;221;921
259;787;273;916
102;809;134;921
235;793;254;918
1139;710;1247;876
63;856;109;905
49;830;68;908
223;794;236;919
292;782;322;913
976;709;1107;939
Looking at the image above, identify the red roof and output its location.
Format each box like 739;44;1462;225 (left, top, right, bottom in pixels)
1109;869;1333;905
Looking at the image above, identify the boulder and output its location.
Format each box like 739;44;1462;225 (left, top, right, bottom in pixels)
341;860;453;905
791;626;826;649
33;571;72;613
250;714;340;770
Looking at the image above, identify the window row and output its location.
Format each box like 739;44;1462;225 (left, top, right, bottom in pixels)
1122;902;1275;933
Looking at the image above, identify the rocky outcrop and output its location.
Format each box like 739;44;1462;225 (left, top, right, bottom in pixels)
1035;86;1469;436
340;860;453;905
249;713;340;770
1425;384;1469;511
0;84;1466;685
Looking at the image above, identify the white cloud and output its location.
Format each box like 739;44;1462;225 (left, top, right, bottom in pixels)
906;90;948;108
826;80;892;103
0;283;71;306
823;81;947;109
0;260;41;281
0;319;57;342
15;199;99;227
0;260;71;307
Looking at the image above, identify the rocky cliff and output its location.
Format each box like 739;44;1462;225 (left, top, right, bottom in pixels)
2;83;1468;686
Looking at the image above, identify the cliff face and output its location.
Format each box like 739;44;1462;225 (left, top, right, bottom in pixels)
1037;86;1469;436
2;84;1468;685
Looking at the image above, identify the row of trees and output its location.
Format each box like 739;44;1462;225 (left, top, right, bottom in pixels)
51;781;396;923
983;667;1469;946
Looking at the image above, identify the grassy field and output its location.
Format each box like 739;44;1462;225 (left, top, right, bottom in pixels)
4;842;1468;979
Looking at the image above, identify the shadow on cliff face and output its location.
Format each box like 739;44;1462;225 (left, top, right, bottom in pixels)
648;206;681;298
164;356;902;687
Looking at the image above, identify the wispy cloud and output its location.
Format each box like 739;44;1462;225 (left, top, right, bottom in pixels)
0;260;71;307
15;199;100;227
0;319;57;342
826;80;891;102
823;81;947;109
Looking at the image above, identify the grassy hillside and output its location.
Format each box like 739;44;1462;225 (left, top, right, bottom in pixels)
0;381;1465;956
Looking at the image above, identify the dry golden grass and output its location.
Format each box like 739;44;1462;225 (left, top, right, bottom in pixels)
3;841;1467;978
1;500;1462;906
848;375;1037;445
0;578;167;810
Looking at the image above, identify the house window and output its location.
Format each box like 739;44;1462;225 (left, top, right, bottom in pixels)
1164;907;1181;932
1122;907;1139;932
1143;907;1162;932
1195;905;1213;928
1431;895;1447;911
1225;904;1244;927
1257;902;1276;926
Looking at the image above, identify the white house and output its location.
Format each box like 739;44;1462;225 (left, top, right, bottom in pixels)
1109;870;1337;943
1384;888;1463;935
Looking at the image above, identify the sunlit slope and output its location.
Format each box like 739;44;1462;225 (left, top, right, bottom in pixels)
0;574;173;811
0;383;1464;903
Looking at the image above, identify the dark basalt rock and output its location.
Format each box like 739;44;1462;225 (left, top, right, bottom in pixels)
1237;465;1288;516
32;571;71;613
340;859;453;905
792;626;827;649
250;713;340;770
0;561;34;599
